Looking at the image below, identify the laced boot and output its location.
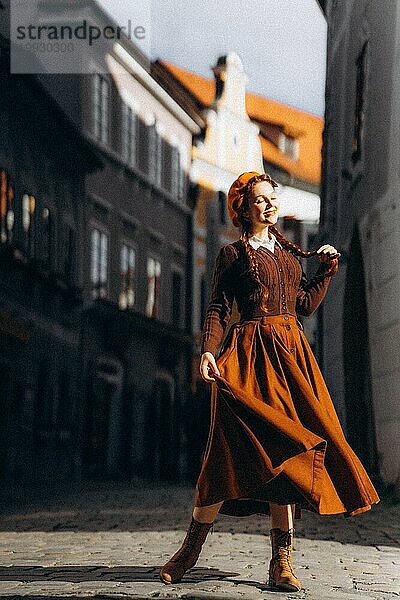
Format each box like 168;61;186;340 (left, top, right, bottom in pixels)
268;527;302;592
160;516;214;584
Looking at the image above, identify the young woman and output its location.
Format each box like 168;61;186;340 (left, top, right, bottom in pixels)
160;171;380;591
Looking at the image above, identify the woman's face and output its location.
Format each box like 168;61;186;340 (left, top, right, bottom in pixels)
244;180;280;230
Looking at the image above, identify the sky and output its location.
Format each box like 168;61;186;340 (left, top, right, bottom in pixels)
97;0;327;118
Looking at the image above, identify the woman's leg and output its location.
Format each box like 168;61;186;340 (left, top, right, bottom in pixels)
269;502;294;530
193;500;224;523
160;501;223;585
268;502;301;591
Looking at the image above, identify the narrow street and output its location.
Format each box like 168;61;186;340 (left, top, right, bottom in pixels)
0;479;398;599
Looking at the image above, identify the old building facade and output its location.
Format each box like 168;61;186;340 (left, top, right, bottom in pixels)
0;0;200;486
152;54;326;367
316;0;400;491
38;0;201;484
0;67;102;485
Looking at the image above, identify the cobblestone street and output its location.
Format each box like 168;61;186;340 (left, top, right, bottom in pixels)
0;479;399;599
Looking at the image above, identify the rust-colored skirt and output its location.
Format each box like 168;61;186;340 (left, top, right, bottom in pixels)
194;314;380;519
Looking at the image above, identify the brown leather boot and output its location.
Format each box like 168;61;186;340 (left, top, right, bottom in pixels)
160;516;214;584
268;527;302;592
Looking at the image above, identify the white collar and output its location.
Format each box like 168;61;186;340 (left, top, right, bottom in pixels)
249;232;282;248
251;232;275;243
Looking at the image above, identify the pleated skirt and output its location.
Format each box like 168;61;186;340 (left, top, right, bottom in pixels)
194;313;381;519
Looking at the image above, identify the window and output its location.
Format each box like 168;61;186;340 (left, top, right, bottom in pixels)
172;270;182;327
352;41;368;164
154;127;162;187
218;191;227;225
146;256;161;318
119;243;136;309
178;165;186;203
22;192;36;258
93;73;110;144
121;101;137;166
62;223;75;284
161;137;173;192
0;169;14;244
137;117;154;176
42;206;53;269
91;227;108;298
171;145;179;198
278;133;300;161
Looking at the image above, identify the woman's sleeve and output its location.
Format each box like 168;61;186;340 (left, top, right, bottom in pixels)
200;245;235;356
296;257;339;317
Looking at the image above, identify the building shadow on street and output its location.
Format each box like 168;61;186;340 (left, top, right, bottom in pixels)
0;479;398;549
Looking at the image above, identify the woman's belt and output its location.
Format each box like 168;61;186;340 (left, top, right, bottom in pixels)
237;311;304;331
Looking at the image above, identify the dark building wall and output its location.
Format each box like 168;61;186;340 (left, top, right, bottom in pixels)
0;73;99;485
0;0;199;488
318;0;399;486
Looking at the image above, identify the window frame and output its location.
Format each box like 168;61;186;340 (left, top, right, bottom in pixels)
90;222;109;299
92;72;110;145
121;100;138;167
119;239;137;310
145;253;162;319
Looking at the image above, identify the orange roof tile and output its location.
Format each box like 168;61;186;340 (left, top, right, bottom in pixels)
159;60;324;185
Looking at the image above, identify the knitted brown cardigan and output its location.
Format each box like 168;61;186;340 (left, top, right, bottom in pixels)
201;239;336;356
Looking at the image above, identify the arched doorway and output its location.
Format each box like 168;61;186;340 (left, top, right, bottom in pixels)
343;226;379;478
83;355;126;479
144;372;175;480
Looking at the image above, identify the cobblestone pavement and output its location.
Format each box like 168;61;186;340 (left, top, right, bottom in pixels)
0;479;399;599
